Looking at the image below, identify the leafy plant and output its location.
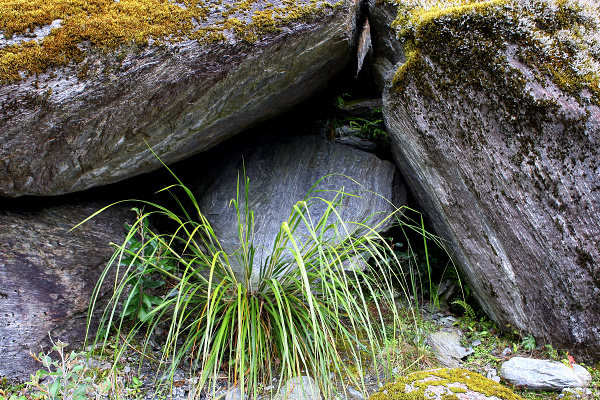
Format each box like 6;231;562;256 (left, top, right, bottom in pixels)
78;164;439;399
521;335;536;352
25;339;106;400
119;210;177;323
452;300;477;320
347;117;389;145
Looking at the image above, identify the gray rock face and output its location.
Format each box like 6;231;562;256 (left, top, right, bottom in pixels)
500;357;592;391
194;133;405;286
273;376;321;400
374;0;600;361
366;0;405;91
0;200;133;378
0;0;360;197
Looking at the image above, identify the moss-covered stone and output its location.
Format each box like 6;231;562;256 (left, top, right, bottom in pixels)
388;0;600;106
0;0;339;83
369;368;524;400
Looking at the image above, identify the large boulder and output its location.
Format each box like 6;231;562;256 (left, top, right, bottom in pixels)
0;199;134;378
193;131;406;285
372;0;600;360
0;0;360;197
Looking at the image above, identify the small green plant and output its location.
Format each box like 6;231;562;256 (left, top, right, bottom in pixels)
347;117;389;145
25;339;105;400
119;210;177;323
452;299;477;320
79;163;441;399
521;335;536;352
544;344;559;360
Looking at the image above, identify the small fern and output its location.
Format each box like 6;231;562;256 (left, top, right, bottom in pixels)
452;300;476;320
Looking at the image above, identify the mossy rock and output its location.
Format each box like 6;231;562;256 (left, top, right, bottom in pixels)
0;0;343;84
388;0;599;105
370;368;524;400
0;0;359;196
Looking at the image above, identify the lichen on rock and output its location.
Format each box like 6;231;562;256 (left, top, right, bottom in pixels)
0;0;339;83
369;368;524;400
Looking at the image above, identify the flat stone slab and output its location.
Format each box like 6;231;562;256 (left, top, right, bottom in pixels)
427;328;473;367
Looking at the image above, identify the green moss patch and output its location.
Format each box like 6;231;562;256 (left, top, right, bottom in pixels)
389;0;600;106
0;0;340;84
369;368;524;400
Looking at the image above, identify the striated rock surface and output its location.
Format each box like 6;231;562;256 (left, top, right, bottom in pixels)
373;0;600;361
0;0;360;197
0;200;134;378
193;132;406;285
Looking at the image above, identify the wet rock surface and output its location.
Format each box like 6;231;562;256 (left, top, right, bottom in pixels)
374;0;600;361
0;0;360;197
0;199;134;378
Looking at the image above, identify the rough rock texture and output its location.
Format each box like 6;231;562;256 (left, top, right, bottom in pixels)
0;200;134;378
370;368;523;400
0;0;360;197
500;357;592;391
194;132;406;285
373;0;600;361
366;0;405;91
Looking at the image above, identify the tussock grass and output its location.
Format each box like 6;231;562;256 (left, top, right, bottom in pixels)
77;162;443;398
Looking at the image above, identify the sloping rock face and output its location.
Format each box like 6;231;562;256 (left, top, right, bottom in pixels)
193;132;406;285
0;200;134;378
0;0;360;197
372;0;600;361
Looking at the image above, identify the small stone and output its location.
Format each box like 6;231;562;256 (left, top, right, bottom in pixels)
225;388;243;400
502;347;512;357
486;368;500;383
273;376;321;400
472;339;482;347
346;386;364;400
437;316;457;327
427;328;473;367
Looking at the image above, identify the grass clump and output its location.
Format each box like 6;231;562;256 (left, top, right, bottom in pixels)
77;162;435;398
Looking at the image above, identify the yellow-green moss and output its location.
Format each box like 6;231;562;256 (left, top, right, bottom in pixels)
369;368;524;400
389;0;600;106
0;0;342;84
